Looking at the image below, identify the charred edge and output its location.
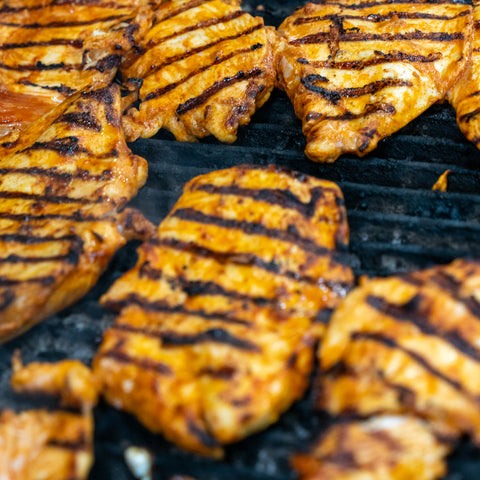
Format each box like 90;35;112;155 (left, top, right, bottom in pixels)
113;323;260;352
48;436;89;451
144;43;263;101
316;0;465;9
0;275;55;286
367;293;480;363
294;10;470;25
176;67;263;115
153;10;247;46
300;51;441;70
172;208;338;258
143;23;263;79
0;167;112;182
0;191;101;204
0;61;82;72
91;54;122;73
28;137;88;156
459;107;480;124
56;112;102;131
186;418;221;449
104;293;250;326
302;77;412;104
352;332;468;394
81;87;118;126
138;261;274;307
322;103;396;121
16;80;75;95
291;30;463;45
152;237;353;289
101;348;173;375
0;38;83;50
0;290;14;311
0;13;129;29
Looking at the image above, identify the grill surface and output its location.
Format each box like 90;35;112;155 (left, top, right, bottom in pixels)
1;1;480;478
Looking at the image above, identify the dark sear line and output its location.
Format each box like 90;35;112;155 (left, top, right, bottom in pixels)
100;348;173;376
104;292;252;326
177;67;263;115
0;39;83;50
352;332;473;396
307;102;396;121
0;274;56;286
47;437;89;451
366;294;480;363
0;0;133;14
0;167;112;182
0;61;82;72
0;211;97;222
0;233;80;244
459;107;480;124
0;249;80;265
161;0;215;22
16;79;75;95
150;10;247;47
27;137;88;156
186;418;221;449
144;43;263;101
297;51;442;70
0;290;14;312
172;207;338;258
56;112;102;131
293;10;470;25
0;13;129;29
141;23;263;82
113;323;261;352
151;237;352;291
320;0;464;9
302;76;412;105
290;31;464;45
0;191;102;205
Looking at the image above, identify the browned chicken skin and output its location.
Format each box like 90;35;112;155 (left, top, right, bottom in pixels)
94;165;354;457
122;0;276;143
276;0;472;162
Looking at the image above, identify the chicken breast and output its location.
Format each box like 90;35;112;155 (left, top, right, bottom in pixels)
448;0;480;148
0;0;153;141
121;0;275;143
276;0;472;162
0;357;99;480
94;165;354;457
292;415;451;480
0;84;152;343
318;259;480;445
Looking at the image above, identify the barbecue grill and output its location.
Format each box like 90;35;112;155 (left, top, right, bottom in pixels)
1;0;480;478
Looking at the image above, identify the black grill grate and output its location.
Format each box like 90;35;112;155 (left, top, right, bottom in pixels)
1;1;480;478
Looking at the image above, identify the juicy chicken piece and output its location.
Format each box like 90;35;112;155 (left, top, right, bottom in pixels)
0;0;153;141
121;0;275;143
0;357;99;480
276;0;472;162
317;259;480;445
292;415;451;480
448;0;480;148
94;165;354;457
0;84;152;343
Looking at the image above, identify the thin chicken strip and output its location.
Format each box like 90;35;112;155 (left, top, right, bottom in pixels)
94;165;354;457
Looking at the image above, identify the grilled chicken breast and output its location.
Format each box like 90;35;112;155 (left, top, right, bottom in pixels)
292;415;451;480
0;84;151;343
318;259;480;444
1;357;98;480
448;0;480;148
94;165;354;457
121;0;275;143
276;0;472;162
0;0;153;141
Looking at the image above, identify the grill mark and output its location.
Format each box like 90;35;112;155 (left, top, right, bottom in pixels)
199;365;236;379
298;51;441;70
0;290;14;311
0;233;79;244
141;23;263;78
100;349;173;376
366;294;480;363
161;0;215;22
459;107;480;124
320;0;465;9
0;167;112;182
0;61;82;72
0;249;80;265
151;10;247;46
172;208;336;258
0;39;83;50
290;31;464;45
0;211;96;222
186;418;220;449
56;112;102;131
104;292;251;326
352;332;468;394
48;437;89;451
0;275;56;286
176;67;263;115
144;43;263;102
317;450;358;469
16;80;75;96
293;10;470;25
302;77;412;104
312;102;396;121
138;261;274;306
0;13;128;29
28;137;88;156
152;237;353;293
0;191;101;204
0;0;129;12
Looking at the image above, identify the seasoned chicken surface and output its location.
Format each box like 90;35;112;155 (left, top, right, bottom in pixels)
0;0;153;140
0;358;98;480
276;0;472;162
0;84;151;343
448;0;480;148
95;165;354;457
292;415;451;480
121;0;275;143
318;259;480;445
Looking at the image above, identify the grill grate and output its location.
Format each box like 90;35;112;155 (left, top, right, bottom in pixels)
1;1;480;478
